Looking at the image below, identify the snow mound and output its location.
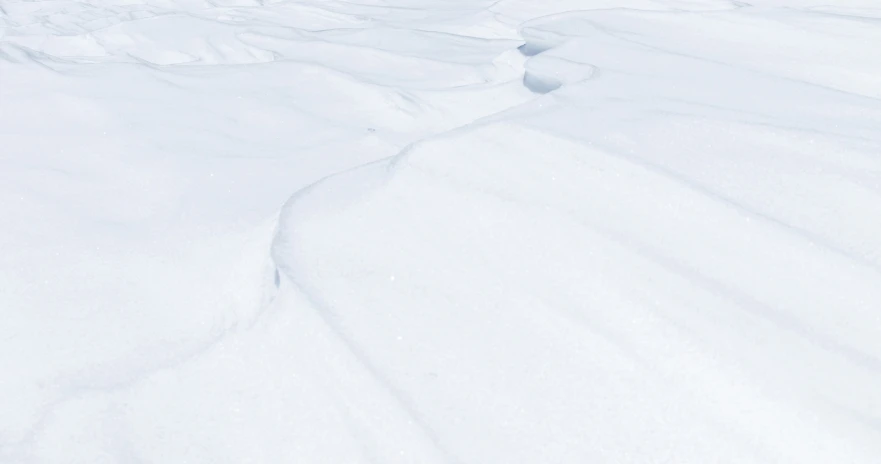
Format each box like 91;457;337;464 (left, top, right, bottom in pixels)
271;116;881;462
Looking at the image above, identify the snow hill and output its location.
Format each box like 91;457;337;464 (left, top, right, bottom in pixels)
2;0;881;462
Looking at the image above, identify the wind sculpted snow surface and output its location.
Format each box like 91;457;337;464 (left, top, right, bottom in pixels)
2;0;881;462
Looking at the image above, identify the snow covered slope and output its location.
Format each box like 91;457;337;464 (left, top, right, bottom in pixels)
2;0;881;462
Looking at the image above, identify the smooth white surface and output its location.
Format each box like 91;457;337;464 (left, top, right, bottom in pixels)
2;0;881;462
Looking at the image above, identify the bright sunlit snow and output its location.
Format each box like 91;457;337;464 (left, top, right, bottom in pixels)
2;0;881;462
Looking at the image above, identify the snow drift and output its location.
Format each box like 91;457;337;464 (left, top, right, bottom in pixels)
3;0;881;462
270;4;881;462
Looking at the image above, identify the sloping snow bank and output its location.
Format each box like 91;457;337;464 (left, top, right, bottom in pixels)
271;120;881;462
270;3;881;462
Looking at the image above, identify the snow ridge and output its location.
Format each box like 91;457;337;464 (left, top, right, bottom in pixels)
3;0;881;462
268;2;881;462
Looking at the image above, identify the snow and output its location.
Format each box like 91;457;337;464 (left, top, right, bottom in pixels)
2;0;881;462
